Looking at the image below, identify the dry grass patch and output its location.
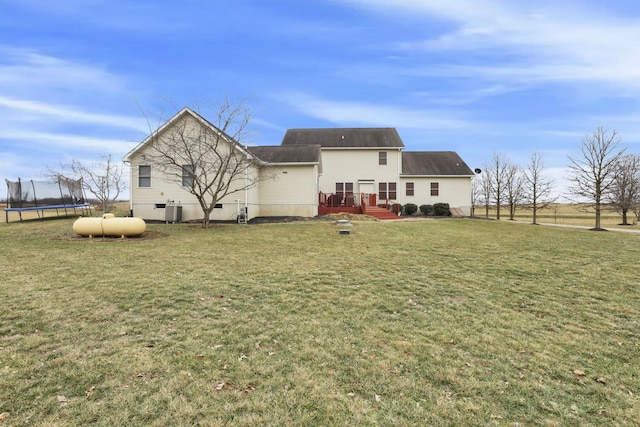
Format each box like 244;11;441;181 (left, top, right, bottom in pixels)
1;218;639;425
481;203;640;229
324;212;379;221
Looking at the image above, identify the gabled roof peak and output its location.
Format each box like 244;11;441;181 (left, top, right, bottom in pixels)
123;106;249;162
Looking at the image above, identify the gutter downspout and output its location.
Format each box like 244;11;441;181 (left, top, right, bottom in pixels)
123;160;133;215
244;147;250;218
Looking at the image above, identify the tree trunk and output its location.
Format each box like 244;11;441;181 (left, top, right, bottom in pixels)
595;204;601;230
622;209;628;225
202;205;214;228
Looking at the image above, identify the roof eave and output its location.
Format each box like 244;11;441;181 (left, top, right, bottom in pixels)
321;146;403;150
265;162;319;166
400;174;474;178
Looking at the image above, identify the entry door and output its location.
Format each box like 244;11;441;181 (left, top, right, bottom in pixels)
358;182;375;206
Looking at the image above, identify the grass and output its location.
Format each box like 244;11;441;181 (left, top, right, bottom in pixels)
1;218;639;426
476;203;640;230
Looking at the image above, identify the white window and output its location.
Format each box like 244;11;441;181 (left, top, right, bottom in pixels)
182;165;194;188
138;165;151;187
379;151;387;165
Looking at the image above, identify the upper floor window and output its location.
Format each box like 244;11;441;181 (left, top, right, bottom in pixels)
378;151;387;165
406;182;414;196
138;165;151;188
182;164;194;188
431;182;439;196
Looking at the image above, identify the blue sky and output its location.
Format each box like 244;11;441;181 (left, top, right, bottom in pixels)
2;0;640;199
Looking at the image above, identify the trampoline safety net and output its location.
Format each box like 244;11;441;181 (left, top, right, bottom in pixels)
5;177;86;208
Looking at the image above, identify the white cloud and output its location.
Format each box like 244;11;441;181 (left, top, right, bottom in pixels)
335;0;640;90
0;96;148;132
0;46;125;97
0;130;137;153
277;92;471;130
410;84;526;106
0;45;145;180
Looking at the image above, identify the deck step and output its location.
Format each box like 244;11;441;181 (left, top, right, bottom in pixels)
365;207;402;221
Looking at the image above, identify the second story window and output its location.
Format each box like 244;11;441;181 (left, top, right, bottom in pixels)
379;151;387;165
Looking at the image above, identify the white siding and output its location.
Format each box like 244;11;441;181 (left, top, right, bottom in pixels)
319;149;401;194
399;177;472;215
129;158;262;222
128;115;263;222
255;165;318;217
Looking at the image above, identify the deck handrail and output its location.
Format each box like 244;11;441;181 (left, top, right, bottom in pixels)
319;193;379;207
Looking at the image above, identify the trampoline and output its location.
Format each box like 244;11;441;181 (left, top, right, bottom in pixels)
4;177;92;222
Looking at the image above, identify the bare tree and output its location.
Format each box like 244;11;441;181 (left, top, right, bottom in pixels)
504;160;525;220
144;99;269;228
476;168;493;218
523;152;555;225
633;203;640;225
471;174;483;217
608;153;640;225
49;152;126;212
567;127;626;230
485;153;509;219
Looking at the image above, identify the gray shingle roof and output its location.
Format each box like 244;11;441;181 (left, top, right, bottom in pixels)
246;145;321;164
281;128;404;148
402;152;474;176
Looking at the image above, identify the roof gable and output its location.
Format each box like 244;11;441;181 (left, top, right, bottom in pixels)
402;151;474;176
123;107;251;162
281;128;404;148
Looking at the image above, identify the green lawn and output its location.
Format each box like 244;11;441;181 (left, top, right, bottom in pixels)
1;218;639;426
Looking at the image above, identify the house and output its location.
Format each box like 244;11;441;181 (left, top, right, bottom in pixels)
123;107;474;222
281;128;475;216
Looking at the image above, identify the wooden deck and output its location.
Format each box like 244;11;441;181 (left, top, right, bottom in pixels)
318;192;402;220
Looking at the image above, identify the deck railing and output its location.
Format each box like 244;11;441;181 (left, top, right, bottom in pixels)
319;192;377;208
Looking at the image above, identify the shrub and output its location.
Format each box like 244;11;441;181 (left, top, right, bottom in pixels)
420;204;434;216
433;203;451;216
391;203;402;214
403;203;418;216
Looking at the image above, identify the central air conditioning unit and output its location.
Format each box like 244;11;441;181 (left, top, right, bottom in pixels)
165;201;182;223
